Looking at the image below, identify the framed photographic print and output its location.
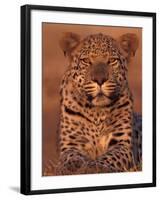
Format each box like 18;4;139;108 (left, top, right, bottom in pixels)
21;4;156;195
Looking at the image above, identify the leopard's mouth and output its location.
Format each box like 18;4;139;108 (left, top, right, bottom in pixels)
84;81;118;106
91;93;112;107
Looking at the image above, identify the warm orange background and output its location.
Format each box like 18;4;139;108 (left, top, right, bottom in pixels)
42;23;142;172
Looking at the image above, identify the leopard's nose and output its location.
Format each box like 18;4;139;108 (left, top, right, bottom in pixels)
91;62;108;85
92;76;107;86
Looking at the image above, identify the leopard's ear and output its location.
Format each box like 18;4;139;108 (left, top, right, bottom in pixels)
59;32;80;59
119;33;139;62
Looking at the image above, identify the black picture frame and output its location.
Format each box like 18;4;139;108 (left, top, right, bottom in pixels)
21;4;156;195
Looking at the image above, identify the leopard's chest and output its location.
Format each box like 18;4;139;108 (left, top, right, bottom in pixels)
81;120;112;160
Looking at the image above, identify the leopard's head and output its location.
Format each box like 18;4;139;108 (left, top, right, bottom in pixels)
60;32;138;107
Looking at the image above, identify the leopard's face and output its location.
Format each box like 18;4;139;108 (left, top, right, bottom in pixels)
60;33;138;107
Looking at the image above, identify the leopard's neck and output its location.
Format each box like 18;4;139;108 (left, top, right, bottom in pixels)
62;87;133;126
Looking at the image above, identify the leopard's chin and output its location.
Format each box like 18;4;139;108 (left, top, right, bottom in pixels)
92;95;112;107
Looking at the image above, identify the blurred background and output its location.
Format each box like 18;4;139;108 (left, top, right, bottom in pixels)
42;23;142;174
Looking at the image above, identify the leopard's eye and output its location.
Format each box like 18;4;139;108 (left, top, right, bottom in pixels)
81;58;91;64
108;57;118;65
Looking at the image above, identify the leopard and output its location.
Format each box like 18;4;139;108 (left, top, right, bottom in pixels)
44;32;142;176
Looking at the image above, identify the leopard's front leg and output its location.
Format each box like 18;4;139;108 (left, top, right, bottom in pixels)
55;149;91;175
87;139;134;173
